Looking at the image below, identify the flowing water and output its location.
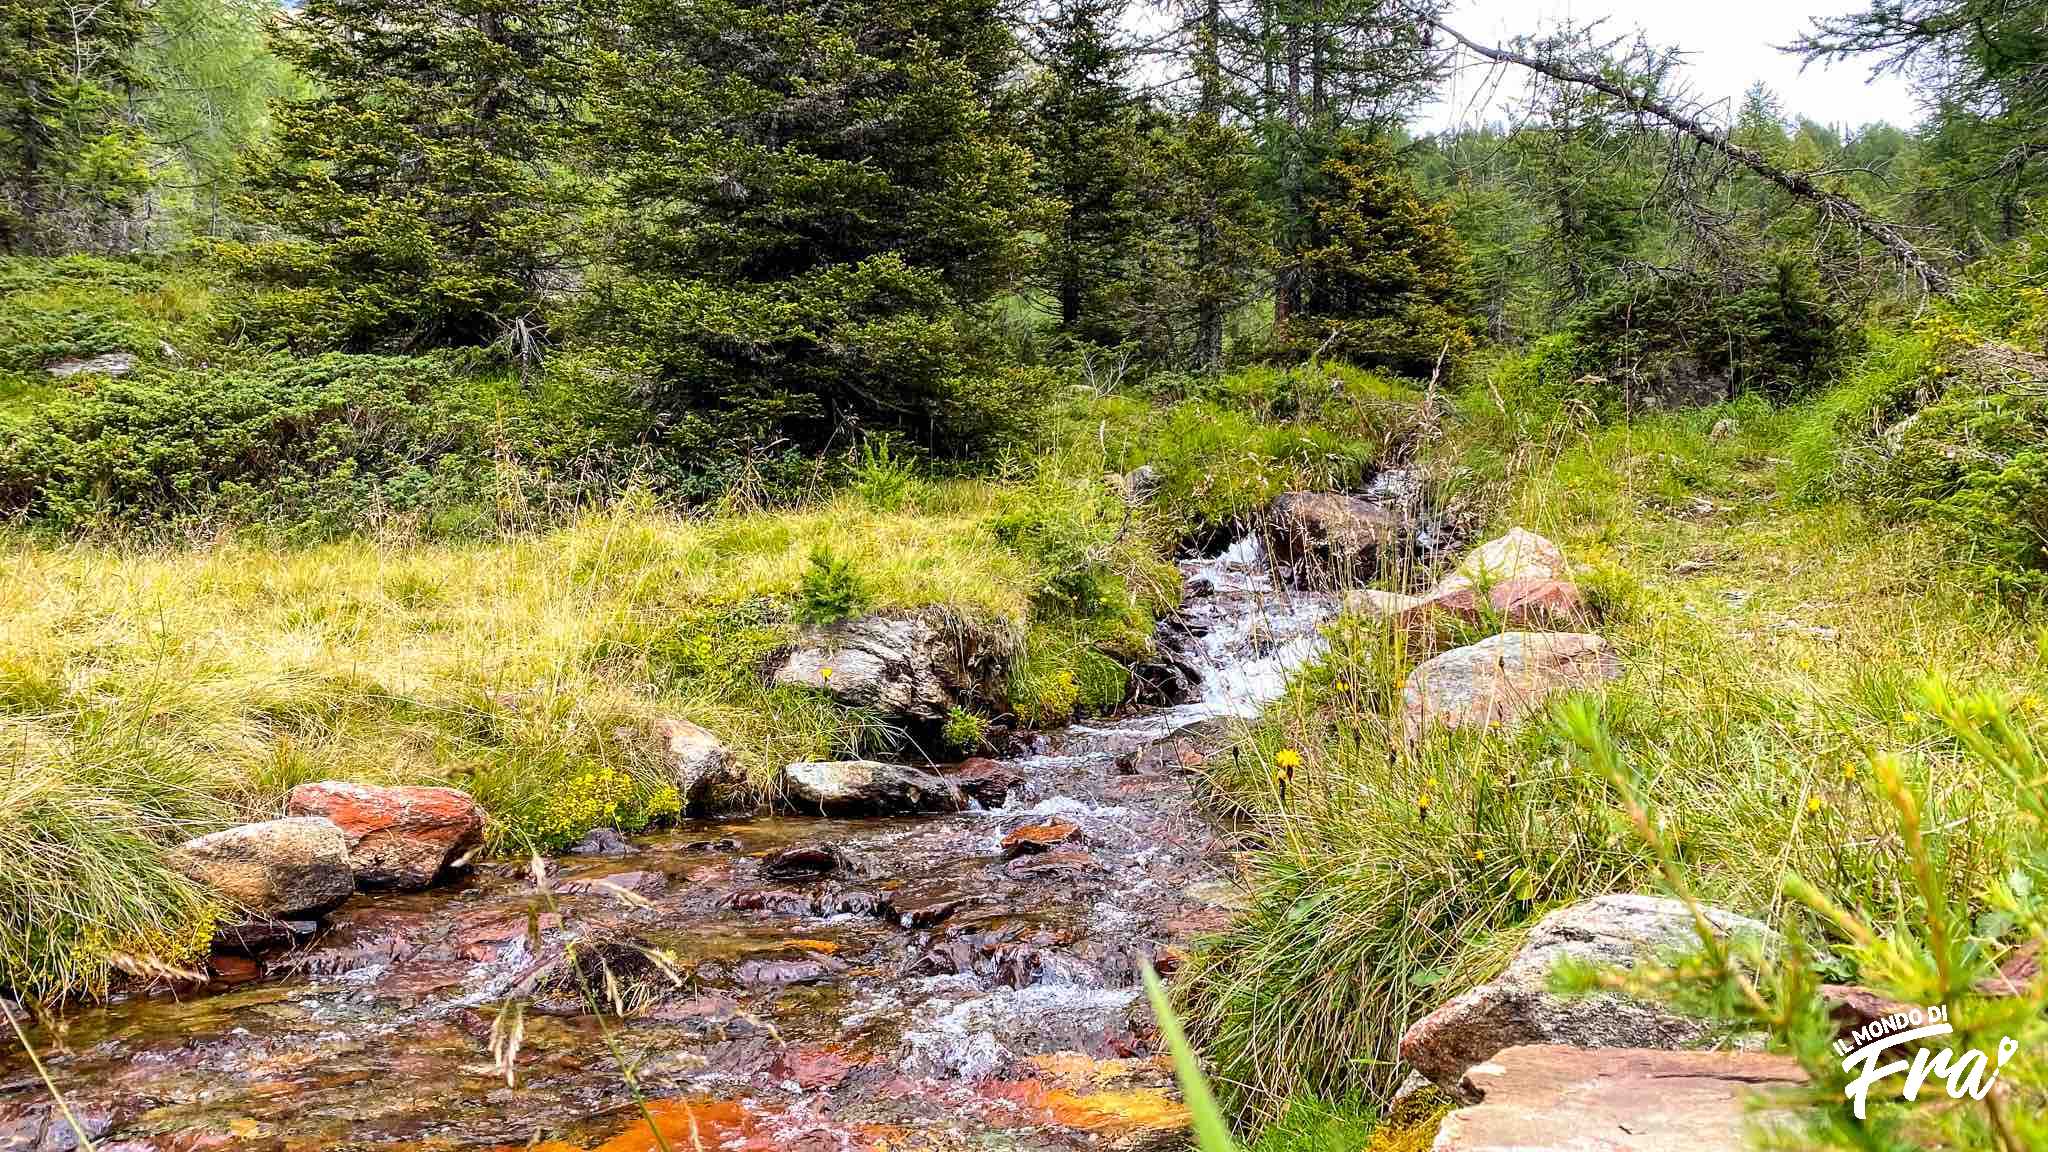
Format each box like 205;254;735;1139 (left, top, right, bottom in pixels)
0;540;1342;1152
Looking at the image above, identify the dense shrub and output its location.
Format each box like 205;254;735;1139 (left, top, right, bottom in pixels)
0;256;212;375
1539;259;1858;413
5;354;500;536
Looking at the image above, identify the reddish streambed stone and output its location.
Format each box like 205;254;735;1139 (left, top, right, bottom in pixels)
0;537;1347;1151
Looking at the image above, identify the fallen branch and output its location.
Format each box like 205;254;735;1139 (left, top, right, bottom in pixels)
1433;20;1953;296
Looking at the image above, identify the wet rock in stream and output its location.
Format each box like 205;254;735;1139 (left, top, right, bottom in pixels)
759;842;856;879
781;759;966;815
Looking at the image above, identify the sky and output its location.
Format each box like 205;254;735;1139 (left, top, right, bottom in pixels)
1419;0;1923;134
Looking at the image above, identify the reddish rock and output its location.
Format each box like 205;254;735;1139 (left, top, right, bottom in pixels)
207;955;262;985
1001;822;1081;858
1978;940;2041;997
771;1047;856;1090
1428;578;1586;628
1820;984;1917;1036
895;892;976;929
951;758;1025;807
760;843;849;879
285;781;485;889
1435;1045;1805;1151
454;911;561;961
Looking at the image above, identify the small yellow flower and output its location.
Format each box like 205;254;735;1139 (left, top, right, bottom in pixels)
1275;748;1303;770
1472;849;1485;862
819;666;834;682
1844;764;1857;782
1807;796;1824;814
1335;680;1352;692
1902;711;1919;724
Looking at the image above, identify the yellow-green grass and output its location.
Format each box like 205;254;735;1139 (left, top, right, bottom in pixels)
1183;391;2048;1125
0;488;1048;999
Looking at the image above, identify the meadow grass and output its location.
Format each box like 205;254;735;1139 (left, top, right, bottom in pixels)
1183;385;2048;1125
0;353;1409;1004
0;489;1041;999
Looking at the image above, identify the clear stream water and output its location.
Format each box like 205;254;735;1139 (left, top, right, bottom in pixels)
0;540;1343;1152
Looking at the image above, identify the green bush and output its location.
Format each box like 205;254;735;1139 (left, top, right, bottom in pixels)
0;353;502;537
1541;259;1857;413
0;349;670;538
941;705;989;754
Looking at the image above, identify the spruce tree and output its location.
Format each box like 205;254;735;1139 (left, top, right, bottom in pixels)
0;0;150;253
587;0;1035;460
1026;0;1143;345
1292;134;1476;376
228;0;588;352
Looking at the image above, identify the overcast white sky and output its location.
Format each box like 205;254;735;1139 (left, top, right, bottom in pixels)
1419;0;1921;133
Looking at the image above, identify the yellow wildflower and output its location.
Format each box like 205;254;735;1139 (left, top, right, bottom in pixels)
1807;796;1824;814
1472;849;1485;862
1274;749;1303;770
1844;764;1857;782
819;666;835;682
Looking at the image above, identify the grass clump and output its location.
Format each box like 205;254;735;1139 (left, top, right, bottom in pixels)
1182;377;2048;1125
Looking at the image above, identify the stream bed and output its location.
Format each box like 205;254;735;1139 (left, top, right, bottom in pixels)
0;540;1340;1152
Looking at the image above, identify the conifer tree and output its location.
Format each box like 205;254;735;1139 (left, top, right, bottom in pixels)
1027;0;1143;345
0;0;150;253
1292;134;1476;376
588;0;1035;458
229;0;588;352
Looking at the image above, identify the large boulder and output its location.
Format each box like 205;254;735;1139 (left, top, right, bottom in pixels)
1348;530;1584;643
1431;527;1567;598
652;718;749;814
782;760;966;815
169;817;355;920
1432;1045;1804;1151
1402;632;1618;741
285;782;485;890
1399;894;1776;1093
1264;491;1407;582
772;610;1013;723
